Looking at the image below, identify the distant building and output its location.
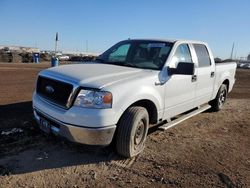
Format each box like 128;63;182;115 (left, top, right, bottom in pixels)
0;45;40;53
62;50;100;57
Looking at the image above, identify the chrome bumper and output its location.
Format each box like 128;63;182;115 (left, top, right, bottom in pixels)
33;108;116;146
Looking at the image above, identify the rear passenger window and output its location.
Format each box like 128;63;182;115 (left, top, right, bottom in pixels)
193;44;211;67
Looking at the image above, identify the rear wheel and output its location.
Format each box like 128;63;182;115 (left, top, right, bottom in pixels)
116;106;149;157
210;84;228;111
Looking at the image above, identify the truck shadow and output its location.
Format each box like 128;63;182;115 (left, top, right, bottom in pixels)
0;101;127;175
0;101;34;130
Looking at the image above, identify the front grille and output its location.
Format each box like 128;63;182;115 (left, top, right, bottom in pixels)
36;76;73;108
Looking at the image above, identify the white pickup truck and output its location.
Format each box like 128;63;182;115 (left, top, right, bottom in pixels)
33;39;236;157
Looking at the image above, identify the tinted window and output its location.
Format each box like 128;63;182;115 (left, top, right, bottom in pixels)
108;43;130;62
172;44;192;67
193;44;211;67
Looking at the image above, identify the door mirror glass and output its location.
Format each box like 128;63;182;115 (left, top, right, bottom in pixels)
158;66;168;84
168;62;194;75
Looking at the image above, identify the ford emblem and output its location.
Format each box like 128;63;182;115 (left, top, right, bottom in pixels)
45;85;54;94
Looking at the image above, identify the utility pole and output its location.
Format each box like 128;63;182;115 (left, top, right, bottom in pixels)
234;49;237;60
51;32;59;67
55;32;59;55
86;40;88;53
230;42;234;59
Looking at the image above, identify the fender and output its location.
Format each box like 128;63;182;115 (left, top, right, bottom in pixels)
111;84;164;124
212;71;230;99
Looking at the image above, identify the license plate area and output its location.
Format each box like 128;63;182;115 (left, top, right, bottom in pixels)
40;118;51;133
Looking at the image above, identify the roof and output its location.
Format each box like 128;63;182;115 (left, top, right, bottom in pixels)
125;38;206;45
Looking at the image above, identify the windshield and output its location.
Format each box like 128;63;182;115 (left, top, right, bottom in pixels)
96;40;173;70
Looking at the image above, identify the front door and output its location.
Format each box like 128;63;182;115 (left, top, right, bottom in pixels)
163;43;197;119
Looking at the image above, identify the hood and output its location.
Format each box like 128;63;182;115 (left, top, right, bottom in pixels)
39;62;154;89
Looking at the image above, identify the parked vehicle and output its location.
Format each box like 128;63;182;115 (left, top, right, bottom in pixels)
58;55;70;61
33;39;236;157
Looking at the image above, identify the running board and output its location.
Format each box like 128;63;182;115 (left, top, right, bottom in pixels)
158;104;211;130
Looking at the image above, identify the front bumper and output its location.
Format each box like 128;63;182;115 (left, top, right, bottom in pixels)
33;108;116;145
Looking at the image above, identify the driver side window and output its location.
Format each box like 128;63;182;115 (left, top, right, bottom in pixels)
171;44;192;68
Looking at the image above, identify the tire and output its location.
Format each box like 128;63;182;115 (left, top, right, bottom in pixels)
116;106;149;158
209;84;228;112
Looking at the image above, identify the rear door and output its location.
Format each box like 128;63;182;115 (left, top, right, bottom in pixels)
192;44;215;106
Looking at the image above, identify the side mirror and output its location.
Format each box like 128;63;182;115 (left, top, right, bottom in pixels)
168;62;194;75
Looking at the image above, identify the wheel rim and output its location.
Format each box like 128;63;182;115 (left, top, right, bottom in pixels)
219;88;226;107
134;120;145;148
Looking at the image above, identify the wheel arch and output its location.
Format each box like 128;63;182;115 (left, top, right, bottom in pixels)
130;99;158;124
222;79;229;91
118;99;159;125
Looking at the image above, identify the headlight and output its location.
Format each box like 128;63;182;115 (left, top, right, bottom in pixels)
74;89;112;108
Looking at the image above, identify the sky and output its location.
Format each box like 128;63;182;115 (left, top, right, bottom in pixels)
0;0;249;59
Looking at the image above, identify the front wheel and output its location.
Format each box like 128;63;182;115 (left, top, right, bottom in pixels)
116;106;149;158
209;84;228;111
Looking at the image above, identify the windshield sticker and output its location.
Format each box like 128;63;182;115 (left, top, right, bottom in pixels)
148;43;166;48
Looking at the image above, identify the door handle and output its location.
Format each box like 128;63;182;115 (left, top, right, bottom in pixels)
210;72;215;78
191;75;197;82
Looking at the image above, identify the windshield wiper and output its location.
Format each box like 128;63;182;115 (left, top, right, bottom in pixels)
95;58;120;65
123;62;140;68
95;59;139;68
95;57;105;63
95;60;124;66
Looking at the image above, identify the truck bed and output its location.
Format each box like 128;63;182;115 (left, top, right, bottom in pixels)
214;61;237;94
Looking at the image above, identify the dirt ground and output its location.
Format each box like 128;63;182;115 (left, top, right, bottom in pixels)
0;63;249;188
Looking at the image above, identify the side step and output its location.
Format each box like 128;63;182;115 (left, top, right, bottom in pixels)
158;104;211;130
